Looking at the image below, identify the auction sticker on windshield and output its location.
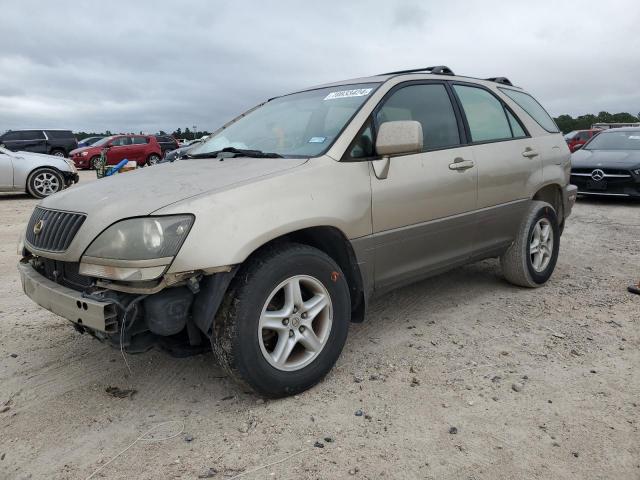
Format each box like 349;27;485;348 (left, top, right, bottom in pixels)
324;88;373;100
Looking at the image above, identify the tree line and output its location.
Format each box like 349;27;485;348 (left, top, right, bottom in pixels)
74;127;211;141
553;111;639;134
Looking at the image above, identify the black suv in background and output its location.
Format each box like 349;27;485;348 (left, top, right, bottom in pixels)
152;135;179;156
0;129;77;157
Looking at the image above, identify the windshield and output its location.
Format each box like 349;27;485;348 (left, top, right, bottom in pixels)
189;83;380;158
584;130;640;150
564;131;578;140
91;136;115;147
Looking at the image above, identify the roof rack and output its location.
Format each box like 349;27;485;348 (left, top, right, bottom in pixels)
380;65;455;76
485;77;513;86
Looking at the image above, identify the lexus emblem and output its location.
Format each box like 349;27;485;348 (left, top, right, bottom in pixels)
33;219;44;236
591;169;605;181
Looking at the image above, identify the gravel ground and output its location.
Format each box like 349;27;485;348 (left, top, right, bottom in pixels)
0;171;638;479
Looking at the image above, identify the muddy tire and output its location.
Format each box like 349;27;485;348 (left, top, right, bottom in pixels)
212;243;350;397
501;200;560;288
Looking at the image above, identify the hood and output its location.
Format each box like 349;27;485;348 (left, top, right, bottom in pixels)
70;146;97;156
41;156;308;219
571;149;640;169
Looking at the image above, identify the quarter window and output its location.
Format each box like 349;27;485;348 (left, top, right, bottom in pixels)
376;84;461;150
499;88;559;133
453;85;512;142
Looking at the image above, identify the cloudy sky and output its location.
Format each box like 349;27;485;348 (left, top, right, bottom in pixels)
1;0;639;134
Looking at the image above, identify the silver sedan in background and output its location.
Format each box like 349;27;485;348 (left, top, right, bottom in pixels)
0;146;79;198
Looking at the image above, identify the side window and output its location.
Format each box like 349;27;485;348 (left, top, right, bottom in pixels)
453;85;512;142
111;137;131;146
376;84;460;150
1;131;21;141
349;123;374;158
20;130;45;140
498;88;559;133
131;136;147;145
506;110;527;138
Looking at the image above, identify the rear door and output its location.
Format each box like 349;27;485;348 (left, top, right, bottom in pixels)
130;136;149;162
368;82;478;292
451;83;541;256
21;130;47;153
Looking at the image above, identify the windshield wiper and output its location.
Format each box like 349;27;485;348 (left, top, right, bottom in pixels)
181;147;283;160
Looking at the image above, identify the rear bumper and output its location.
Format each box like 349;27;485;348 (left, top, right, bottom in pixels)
18;260;117;333
562;184;578;218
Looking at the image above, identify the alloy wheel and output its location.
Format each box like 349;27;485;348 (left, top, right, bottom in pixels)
33;172;61;196
529;218;554;272
258;275;333;371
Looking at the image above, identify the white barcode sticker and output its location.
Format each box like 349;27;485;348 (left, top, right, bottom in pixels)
324;88;373;100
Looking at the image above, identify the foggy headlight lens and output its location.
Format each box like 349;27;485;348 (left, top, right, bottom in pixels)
84;215;194;261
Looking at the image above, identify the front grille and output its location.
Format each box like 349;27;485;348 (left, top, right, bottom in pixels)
25;207;86;252
33;258;94;291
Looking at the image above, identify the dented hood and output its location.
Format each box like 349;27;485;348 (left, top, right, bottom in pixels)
34;157;307;260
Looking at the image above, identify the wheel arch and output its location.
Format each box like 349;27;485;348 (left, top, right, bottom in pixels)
532;183;563;227
246;226;367;323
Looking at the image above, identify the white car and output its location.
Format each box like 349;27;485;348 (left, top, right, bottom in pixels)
0;147;78;198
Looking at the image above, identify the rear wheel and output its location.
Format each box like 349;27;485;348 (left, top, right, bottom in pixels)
26;168;64;198
501;201;560;287
212;244;351;397
50;149;66;158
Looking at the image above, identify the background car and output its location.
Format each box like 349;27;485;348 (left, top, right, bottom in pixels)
0;129;78;158
77;136;105;148
570;127;640;198
564;129;601;152
153;134;180;156
161;138;206;162
0;146;78;198
69;134;162;169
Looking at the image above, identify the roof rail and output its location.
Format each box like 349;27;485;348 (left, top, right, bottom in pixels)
380;65;455;76
485;77;513;86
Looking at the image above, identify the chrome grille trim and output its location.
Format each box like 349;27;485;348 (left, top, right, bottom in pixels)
25;207;86;253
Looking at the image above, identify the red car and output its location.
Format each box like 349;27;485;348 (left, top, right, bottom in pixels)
564;129;601;153
69;134;163;169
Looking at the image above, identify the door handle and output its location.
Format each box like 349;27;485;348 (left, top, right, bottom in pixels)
448;158;474;171
522;147;539;158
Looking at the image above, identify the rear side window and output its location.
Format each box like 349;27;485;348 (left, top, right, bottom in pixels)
45;130;73;139
376;83;460;150
506;110;527;138
131;136;149;144
453;85;512;142
499;88;559;133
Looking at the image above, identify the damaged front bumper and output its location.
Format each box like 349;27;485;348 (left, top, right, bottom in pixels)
18;257;237;355
18;259;117;333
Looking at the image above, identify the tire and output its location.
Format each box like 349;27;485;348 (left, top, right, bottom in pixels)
212;243;351;397
146;154;161;166
90;156;101;170
26;168;65;198
50;149;66;158
500;200;560;288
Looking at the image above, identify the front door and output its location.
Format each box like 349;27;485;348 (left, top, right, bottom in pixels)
106;136;133;165
0;150;14;189
369;82;478;292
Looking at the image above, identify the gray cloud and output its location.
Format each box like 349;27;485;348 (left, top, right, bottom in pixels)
1;0;639;134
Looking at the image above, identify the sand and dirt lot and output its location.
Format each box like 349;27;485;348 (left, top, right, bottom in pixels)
1;171;638;479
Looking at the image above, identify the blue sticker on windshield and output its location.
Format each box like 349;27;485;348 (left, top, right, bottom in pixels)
308;137;326;143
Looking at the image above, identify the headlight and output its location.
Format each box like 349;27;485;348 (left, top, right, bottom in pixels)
64;159;77;172
80;215;194;281
81;151;88;156
632;168;640;176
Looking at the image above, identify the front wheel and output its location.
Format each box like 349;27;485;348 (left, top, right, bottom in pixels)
212;244;351;397
501;200;560;287
26;168;64;198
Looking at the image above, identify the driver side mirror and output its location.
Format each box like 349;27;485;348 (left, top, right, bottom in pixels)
375;121;423;157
